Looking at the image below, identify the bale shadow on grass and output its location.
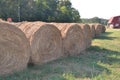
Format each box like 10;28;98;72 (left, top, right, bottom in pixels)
26;45;120;80
95;36;117;40
0;46;119;80
87;46;120;67
36;45;120;79
95;32;117;40
102;31;113;35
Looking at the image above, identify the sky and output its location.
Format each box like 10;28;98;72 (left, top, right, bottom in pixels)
71;0;120;19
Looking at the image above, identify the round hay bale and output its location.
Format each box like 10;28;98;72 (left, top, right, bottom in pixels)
13;22;27;27
0;18;3;22
94;24;103;37
89;24;96;38
16;21;33;28
51;23;86;56
0;23;30;75
0;19;7;23
101;25;106;33
14;21;45;28
18;22;63;64
79;24;92;48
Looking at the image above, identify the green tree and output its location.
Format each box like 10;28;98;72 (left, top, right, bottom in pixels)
56;0;80;22
0;0;81;22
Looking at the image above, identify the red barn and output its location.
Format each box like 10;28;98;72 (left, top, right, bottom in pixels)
108;16;120;28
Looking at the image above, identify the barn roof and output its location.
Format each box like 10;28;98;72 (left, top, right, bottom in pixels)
108;17;114;23
108;15;120;23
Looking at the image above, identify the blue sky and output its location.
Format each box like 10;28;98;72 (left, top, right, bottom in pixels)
71;0;120;19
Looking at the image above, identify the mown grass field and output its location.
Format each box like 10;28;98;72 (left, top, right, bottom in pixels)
0;29;120;80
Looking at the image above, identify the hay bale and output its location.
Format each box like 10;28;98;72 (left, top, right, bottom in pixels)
94;24;103;36
0;23;30;75
79;24;92;48
14;21;45;28
101;25;106;33
51;23;86;56
0;18;3;22
0;18;20;26
15;21;33;28
0;19;6;23
13;22;27;27
89;24;96;38
18;22;63;64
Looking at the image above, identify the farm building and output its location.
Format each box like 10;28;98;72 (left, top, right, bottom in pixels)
108;16;120;28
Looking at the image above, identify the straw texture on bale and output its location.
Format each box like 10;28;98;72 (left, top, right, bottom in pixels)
18;22;63;64
51;23;86;56
89;24;96;38
15;21;45;28
101;25;106;33
0;19;6;23
0;19;3;22
16;22;33;28
79;24;92;48
0;23;30;75
13;22;27;27
94;24;103;36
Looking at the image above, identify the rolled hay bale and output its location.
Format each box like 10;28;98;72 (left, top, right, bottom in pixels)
94;24;103;37
101;25;106;33
14;21;45;28
79;24;92;48
89;24;96;38
0;19;24;26
18;22;63;64
0;19;7;23
51;23;86;56
15;21;33;28
0;18;3;22
0;23;30;75
13;22;27;27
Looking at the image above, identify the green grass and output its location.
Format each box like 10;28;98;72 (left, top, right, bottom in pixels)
0;29;120;80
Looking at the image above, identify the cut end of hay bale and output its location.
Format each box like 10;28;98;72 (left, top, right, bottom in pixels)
0;23;30;75
94;23;104;37
51;23;86;56
18;22;63;64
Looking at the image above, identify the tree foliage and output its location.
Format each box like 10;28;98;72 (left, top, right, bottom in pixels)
0;0;81;22
81;17;108;25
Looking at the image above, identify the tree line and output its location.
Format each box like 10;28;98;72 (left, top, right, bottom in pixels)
81;17;108;25
0;0;81;22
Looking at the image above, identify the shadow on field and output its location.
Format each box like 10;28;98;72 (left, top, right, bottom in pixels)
26;45;119;80
95;32;117;40
1;46;120;80
87;46;120;66
26;46;119;79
